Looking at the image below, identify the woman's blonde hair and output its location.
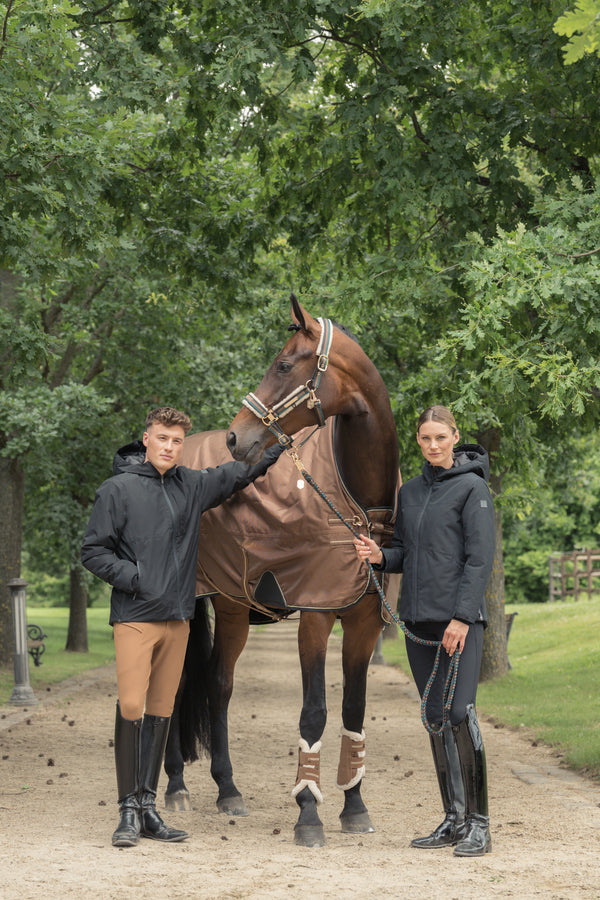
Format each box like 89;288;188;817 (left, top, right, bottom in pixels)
417;405;457;434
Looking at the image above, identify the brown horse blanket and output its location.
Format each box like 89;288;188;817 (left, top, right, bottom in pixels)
180;419;400;618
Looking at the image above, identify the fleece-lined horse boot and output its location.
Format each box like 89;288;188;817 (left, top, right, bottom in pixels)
452;705;491;857
411;722;467;849
112;703;142;847
139;715;188;842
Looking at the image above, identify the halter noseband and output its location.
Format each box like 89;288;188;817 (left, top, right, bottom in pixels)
242;317;334;448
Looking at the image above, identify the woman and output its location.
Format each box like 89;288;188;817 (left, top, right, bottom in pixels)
354;405;495;857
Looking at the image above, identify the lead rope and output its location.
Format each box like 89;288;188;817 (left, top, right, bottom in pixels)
284;445;460;736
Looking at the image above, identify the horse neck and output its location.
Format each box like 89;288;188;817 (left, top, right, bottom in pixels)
333;400;399;511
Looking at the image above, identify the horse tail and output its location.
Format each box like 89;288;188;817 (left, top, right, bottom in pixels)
178;596;213;762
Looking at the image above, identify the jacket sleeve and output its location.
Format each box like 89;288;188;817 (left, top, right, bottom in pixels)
375;490;404;573
196;443;284;512
81;481;138;592
453;481;496;623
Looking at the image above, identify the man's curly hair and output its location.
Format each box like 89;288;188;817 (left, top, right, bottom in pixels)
145;407;192;434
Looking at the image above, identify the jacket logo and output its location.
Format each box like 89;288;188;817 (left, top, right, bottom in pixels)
480;500;488;508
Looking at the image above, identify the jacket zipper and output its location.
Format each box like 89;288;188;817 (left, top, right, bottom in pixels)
411;480;434;622
161;475;184;620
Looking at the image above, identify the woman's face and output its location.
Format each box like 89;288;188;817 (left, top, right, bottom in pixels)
416;420;459;469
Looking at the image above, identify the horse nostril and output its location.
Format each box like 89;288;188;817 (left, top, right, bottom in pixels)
226;431;237;452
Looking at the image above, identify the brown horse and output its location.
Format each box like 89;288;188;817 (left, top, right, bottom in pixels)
164;295;399;846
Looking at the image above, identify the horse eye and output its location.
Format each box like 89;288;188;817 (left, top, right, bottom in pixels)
276;361;292;375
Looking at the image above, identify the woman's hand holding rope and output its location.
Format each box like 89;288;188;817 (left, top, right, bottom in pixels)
353;534;383;566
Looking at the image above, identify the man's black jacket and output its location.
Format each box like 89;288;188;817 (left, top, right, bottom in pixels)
81;440;282;624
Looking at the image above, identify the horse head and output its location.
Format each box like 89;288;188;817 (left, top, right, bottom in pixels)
227;294;369;464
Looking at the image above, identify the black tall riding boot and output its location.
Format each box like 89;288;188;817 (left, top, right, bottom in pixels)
411;722;467;848
112;702;142;847
452;704;491;857
139;715;188;842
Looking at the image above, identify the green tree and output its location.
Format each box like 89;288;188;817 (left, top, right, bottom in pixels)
554;0;600;63
152;0;600;677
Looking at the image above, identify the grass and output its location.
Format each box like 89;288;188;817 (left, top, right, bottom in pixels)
2;598;599;780
0;604;115;706
380;596;600;780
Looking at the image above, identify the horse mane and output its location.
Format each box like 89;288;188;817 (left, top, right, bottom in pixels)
287;319;362;347
332;321;361;346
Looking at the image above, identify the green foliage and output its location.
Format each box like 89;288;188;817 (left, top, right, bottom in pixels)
554;0;600;63
502;431;600;603
1;0;600;660
432;185;600;482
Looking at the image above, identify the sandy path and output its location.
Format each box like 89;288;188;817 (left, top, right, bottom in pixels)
1;618;599;900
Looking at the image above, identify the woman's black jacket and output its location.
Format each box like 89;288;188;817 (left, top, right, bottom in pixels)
377;444;495;626
81;441;282;625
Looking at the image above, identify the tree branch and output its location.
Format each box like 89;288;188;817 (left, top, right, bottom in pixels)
555;246;600;261
0;0;14;65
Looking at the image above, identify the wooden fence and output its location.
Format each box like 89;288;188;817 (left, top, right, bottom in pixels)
548;549;600;601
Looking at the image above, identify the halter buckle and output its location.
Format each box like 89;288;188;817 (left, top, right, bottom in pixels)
261;410;278;427
317;354;329;372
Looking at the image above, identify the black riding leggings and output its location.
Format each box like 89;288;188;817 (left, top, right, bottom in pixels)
404;621;484;726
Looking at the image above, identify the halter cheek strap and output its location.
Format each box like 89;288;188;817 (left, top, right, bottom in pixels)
242;317;334;447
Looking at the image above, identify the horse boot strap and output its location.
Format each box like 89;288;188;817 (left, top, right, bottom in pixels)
336;728;366;790
291;739;323;804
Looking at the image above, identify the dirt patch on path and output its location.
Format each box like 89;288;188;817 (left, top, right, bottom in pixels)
1;618;599;900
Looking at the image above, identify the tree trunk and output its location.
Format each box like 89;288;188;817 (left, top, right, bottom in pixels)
480;481;508;681
476;425;508;681
0;456;25;666
65;566;89;652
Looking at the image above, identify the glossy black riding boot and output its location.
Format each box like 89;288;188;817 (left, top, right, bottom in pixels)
411;723;467;849
139;715;188;842
452;705;491;857
112;703;142;847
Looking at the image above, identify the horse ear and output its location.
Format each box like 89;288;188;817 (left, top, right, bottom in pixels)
290;293;319;334
290;293;305;330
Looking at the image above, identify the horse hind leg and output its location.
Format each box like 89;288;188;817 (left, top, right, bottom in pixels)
209;596;251;817
164;597;213;812
164;685;191;811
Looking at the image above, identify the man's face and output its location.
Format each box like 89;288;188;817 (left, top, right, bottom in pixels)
142;423;186;475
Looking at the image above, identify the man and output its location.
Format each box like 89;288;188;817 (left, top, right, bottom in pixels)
81;407;281;847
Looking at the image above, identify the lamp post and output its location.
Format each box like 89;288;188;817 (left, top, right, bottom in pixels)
8;578;38;706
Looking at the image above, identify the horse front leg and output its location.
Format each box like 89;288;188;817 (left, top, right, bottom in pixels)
292;610;336;847
337;598;383;834
209;596;251;816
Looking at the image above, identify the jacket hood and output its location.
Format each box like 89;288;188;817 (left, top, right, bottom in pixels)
112;440;146;476
112;439;177;479
113;440;179;478
422;442;490;484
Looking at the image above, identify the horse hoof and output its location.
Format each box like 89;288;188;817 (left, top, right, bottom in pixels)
164;790;192;812
217;796;249;817
294;824;326;847
340;812;375;834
